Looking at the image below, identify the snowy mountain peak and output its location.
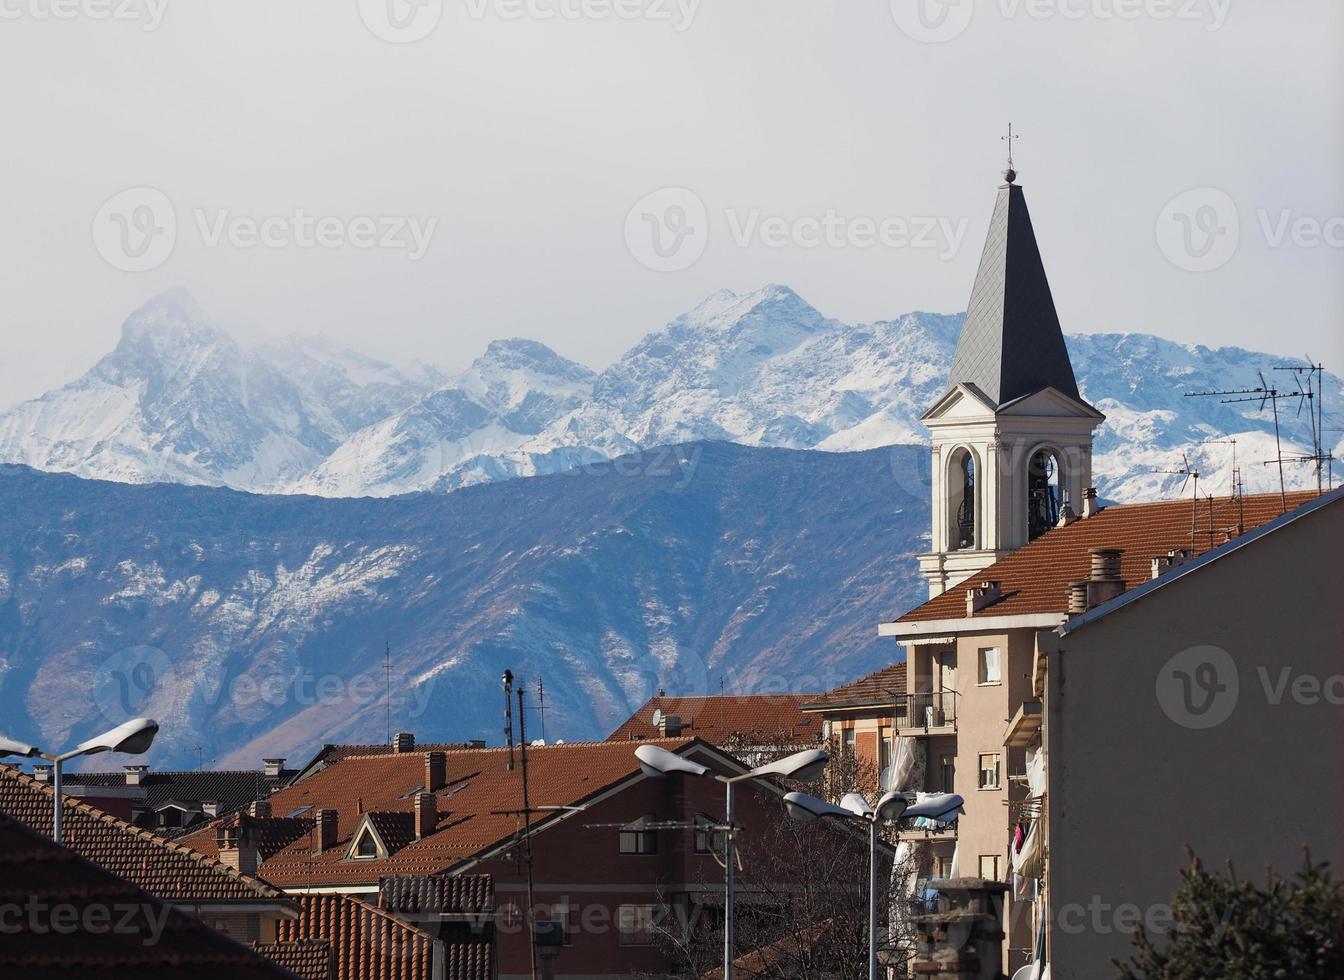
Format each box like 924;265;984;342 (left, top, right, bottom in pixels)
115;287;225;352
473;338;596;382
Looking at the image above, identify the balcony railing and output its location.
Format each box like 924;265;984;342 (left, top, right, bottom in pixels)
892;691;958;732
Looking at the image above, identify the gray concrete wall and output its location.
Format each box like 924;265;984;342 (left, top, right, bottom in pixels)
1044;496;1344;977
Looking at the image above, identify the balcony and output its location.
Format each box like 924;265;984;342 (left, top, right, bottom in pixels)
892;691;958;734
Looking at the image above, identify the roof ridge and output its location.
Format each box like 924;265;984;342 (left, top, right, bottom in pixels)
0;765;286;899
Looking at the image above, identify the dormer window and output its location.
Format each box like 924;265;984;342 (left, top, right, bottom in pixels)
351;827;379;859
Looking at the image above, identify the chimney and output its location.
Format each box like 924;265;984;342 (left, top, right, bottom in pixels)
216;822;258;876
1082;486;1100;518
1150;547;1194;580
316;808;338;852
201;800;219;819
32;765;52;784
966;580;1003;615
124;764;149;786
394;732;416;753
659;714;683;737
262;758;286;778
414;792;437;839
1085;547;1125;609
425;751;447;792
466;739;486;750
248;800;272;819
1056;500;1079;527
1067;581;1089;615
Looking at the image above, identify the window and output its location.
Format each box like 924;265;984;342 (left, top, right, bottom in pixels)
353;829;378;859
978;753;1001;790
617;904;657;946
879;731;892;786
979;854;1002;880
693;816;723;855
939;755;955;793
842;728;857;756
619;817;657;855
934;854;954;879
548;902;573;945
978;647;1002;685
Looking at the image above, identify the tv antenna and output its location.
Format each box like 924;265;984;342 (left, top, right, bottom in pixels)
503;670;515;772
384;641;393;748
1185;370;1308;513
1148;452;1201;551
1201;438;1244;535
1272;360;1332;495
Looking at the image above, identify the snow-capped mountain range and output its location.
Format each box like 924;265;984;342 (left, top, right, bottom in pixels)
2;286;1339;502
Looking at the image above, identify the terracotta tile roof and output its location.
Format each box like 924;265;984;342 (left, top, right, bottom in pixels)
366;810;418;853
379;874;494;916
896;490;1321;624
253;941;334;980
220;811;318;860
607;695;822;744
0;764;287;905
277;893;491;980
0;813;298;980
801;663;907;711
182;738;698;887
294;743;480;783
63;767;298;835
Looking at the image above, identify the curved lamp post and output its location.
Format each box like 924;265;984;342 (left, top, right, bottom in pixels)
635;744;829;980
785;789;965;980
0;718;159;844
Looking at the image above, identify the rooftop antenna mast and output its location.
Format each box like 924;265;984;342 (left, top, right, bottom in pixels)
385;641;393;748
1201;437;1243;535
1272;360;1331;495
517;685;538;980
503;670;515;771
1149;452;1201;551
1185;371;1308;514
536;678;547;744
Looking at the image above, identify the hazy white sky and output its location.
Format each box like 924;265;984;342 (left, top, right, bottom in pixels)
1;0;1341;406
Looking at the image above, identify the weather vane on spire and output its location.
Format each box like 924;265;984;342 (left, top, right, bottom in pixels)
1002;123;1019;183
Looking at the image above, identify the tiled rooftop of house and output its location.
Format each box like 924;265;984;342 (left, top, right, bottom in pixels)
897;490;1320;624
276;893;490;980
0;813;296;980
800;663;907;711
379;873;495;916
0;764;288;905
607;694;822;744
60;765;298;836
183;738;700;886
252;941;334;980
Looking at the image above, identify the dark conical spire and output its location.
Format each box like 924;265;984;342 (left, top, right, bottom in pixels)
946;180;1079;406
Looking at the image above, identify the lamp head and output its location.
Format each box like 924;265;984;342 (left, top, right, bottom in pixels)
0;736;39;760
747;748;829;782
874;790;909;822
634;744;709;779
73;718;159;757
782;791;857;823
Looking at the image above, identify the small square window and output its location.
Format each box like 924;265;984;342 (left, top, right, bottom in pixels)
617;904;657;946
979;854;1002;880
978;753;1001;790
619;817;657;855
978;647;1002;685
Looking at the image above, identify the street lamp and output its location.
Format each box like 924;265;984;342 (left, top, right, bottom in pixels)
635;744;829;980
0;718;159;844
785;789;965;980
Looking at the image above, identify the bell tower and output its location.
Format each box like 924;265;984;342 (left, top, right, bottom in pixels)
917;166;1105;598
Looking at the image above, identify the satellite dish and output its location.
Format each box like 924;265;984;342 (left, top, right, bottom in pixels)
1010;965;1039;980
651;708;663;727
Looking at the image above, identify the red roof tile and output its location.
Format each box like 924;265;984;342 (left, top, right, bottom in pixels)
0;765;287;905
0;813;297;980
182;739;699;887
253;941;333;980
607;695;822;744
897;490;1321;624
378;874;494;916
276;893;490;980
801;663;907;711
